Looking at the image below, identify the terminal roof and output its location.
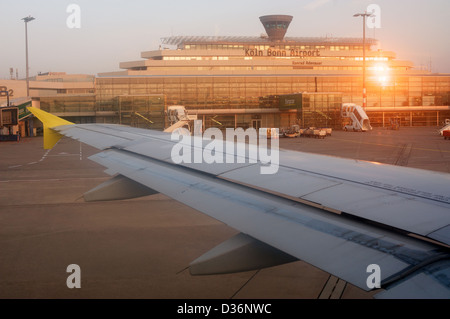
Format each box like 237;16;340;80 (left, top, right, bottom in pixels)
160;36;378;46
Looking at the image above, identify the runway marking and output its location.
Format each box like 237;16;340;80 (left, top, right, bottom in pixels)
1;229;75;243
8;165;23;169
394;143;412;167
39;149;52;162
230;270;260;299
318;275;347;299
7;140;84;169
0;177;109;183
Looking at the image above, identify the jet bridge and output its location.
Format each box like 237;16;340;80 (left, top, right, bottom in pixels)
341;103;372;132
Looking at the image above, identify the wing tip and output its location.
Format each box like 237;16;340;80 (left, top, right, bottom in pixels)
27;107;74;128
27;107;74;149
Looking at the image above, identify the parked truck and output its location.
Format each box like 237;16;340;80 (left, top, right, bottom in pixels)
443;130;450;140
439;123;450;137
300;127;327;139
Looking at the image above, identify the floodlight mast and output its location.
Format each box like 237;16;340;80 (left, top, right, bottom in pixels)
22;15;35;98
354;12;374;110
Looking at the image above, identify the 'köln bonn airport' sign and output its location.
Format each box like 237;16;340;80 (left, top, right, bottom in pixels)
245;48;321;58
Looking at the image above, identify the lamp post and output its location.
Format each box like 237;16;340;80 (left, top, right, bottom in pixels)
353;12;373;110
22;15;35;97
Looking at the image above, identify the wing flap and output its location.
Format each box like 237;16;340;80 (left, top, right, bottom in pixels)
375;259;450;299
219;158;450;245
302;183;450;236
220;163;342;199
428;225;450;245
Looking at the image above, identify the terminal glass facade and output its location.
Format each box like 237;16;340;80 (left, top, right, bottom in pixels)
40;95;96;114
116;95;166;129
94;75;450;129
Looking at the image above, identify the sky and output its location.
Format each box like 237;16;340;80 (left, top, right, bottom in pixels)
1;0;450;79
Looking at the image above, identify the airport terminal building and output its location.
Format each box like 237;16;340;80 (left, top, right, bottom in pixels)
2;15;450;132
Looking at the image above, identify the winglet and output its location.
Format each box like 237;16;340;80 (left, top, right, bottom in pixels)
27;107;74;149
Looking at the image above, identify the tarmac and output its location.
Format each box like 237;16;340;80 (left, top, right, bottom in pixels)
1;126;449;299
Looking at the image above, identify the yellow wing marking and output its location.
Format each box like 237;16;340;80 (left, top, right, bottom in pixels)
27;107;74;149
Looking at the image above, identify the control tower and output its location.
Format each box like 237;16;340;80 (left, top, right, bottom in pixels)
259;15;293;41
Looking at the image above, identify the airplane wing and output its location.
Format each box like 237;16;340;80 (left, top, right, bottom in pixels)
28;107;450;299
